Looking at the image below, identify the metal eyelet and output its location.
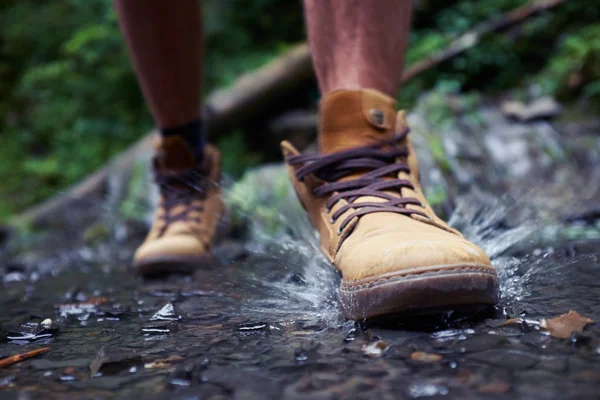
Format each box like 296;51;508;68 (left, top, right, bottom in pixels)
330;217;335;224
337;227;342;235
370;109;385;127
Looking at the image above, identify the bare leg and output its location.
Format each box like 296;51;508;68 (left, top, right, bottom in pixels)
303;0;412;97
115;0;202;129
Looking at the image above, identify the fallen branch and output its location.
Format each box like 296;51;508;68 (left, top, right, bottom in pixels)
401;0;567;81
0;347;50;368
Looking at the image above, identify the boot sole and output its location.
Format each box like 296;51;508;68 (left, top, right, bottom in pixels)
339;264;498;320
134;254;215;278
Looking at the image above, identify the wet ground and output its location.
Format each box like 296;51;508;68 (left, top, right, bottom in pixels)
2;188;600;399
2;95;600;399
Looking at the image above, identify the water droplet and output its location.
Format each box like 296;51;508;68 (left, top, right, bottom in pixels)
238;323;269;332
345;327;357;342
170;378;191;387
295;350;308;361
407;382;449;398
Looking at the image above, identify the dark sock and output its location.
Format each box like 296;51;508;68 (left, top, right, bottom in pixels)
160;117;206;160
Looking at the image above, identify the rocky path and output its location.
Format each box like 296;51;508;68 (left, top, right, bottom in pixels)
1;91;599;399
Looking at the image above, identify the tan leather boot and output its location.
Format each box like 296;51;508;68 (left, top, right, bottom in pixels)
133;137;223;276
282;89;498;319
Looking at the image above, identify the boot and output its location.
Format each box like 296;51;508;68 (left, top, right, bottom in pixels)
281;89;498;319
133;136;223;276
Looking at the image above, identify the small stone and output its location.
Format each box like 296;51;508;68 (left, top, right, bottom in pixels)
149;303;181;321
89;347;142;377
477;382;511;394
238;323;269;332
407;382;449;398
6;320;59;342
410;352;442;363
142;321;178;335
40;319;53;329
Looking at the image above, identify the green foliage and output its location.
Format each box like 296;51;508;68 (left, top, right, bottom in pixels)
0;0;149;217
400;0;600;108
535;24;600;98
0;0;303;219
1;0;599;219
216;130;264;177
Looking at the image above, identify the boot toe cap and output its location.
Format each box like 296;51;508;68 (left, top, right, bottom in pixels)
335;229;493;284
133;234;210;274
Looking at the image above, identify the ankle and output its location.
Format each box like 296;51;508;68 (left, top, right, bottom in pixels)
160;117;206;160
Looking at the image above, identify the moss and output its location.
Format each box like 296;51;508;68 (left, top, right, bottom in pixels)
425;184;448;207
119;160;150;221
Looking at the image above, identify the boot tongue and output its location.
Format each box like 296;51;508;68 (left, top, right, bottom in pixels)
154;136;197;173
318;89;397;154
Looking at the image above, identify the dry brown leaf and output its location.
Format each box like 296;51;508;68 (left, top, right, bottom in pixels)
498;318;522;327
144;355;183;369
410;352;442;363
540;310;594;339
477;382;511;393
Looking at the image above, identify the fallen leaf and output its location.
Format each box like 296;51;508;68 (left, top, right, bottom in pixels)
410;352;442;363
362;340;390;357
540;310;594;339
477;382;510;393
144;355;183;369
498;318;522;327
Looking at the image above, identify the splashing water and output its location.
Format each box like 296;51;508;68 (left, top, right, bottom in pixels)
230;168;599;324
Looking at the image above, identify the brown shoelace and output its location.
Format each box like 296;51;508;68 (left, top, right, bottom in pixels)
287;128;429;234
153;157;210;235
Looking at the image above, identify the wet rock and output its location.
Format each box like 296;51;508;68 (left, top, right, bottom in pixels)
149;303;181;321
468;349;539;369
477;382;511;394
30;358;91;370
238;322;269;332
3;271;26;283
0;375;16;388
501;97;562;122
201;367;283;399
89;347;142;377
6;319;59;342
142;321;179;335
407;382;449;398
57;296;110;319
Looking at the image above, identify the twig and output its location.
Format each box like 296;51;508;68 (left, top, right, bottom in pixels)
0;347;50;368
401;0;567;82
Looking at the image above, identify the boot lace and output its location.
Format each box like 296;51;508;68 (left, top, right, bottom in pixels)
153;157;210;236
287;128;428;234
